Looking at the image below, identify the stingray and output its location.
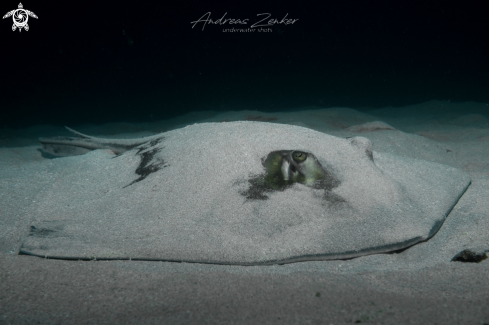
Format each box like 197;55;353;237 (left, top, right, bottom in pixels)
20;122;471;265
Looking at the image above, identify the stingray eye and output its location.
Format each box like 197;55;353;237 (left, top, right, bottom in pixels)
292;151;307;163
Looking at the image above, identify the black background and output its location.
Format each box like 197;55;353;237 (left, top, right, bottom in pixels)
1;0;488;128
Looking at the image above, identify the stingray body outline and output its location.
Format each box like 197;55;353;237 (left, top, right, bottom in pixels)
27;122;472;265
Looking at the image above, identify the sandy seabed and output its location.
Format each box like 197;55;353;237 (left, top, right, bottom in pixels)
1;100;488;324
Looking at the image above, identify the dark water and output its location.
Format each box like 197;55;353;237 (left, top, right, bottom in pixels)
2;0;488;129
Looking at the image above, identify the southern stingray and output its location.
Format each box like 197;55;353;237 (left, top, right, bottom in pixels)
20;121;471;265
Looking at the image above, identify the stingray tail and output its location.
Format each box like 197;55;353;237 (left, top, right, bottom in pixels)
38;127;164;157
65;126;94;139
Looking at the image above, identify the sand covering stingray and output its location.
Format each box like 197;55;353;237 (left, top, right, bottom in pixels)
20;122;471;265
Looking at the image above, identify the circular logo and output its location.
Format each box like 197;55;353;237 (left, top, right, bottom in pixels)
13;9;28;28
3;3;38;32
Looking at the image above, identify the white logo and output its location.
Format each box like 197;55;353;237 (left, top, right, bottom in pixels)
3;3;38;32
